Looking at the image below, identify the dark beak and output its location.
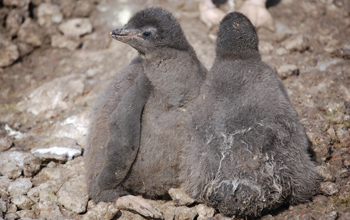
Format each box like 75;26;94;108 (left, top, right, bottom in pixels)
110;28;140;40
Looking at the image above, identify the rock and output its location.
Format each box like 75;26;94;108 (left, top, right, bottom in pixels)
158;201;176;220
59;18;93;36
11;194;34;210
339;209;350;220
174;206;197;220
327;126;337;141
0;199;7;213
60;0;77;18
119;210;146;220
324;39;339;54
16;210;36;219
7;203;17;213
321;211;338;220
281;34;308;52
57;175;88;214
276;64;299;79
3;0;30;8
343;45;350;59
320;182;340;196
169;188;195;206
82;32;111;51
37;3;63;28
51;34;81;51
0;176;11;190
6;9;25;37
82;202;119;220
259;41;274;54
17;74;85;116
73;0;94;17
0;8;9;27
0;136;12;152
18;18;46;47
316;165;335;182
275;47;288;55
31;146;81;162
0;151;41;179
27;180;61;203
8;178;32;196
196;204;215;217
16;42;34;57
35;201;65;219
4;212;19;220
0;35;20;68
34;167;65;183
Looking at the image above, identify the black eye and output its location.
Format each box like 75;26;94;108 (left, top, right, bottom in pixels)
143;32;152;38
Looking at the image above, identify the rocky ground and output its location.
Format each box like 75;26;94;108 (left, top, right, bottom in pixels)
0;0;350;219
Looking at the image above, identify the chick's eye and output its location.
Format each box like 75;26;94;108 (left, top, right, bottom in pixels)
143;31;152;37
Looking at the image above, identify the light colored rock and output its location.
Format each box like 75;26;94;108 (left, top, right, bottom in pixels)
0;176;11;190
36;201;65;220
16;42;34;57
169;188;195;206
18;74;85;116
73;0;94;17
119;210;146;220
6;9;24;37
7;203;17;213
3;0;29;8
37;3;63;27
174;206;197;220
316;165;335;182
0;199;7;213
83;202;119;220
259;41;274;54
16;210;36;219
59;18;93;36
281;34;308;52
196;204;215;217
320;182;340;195
18;18;46;47
4;212;19;219
276;64;299;79
8;178;32;196
0;136;12;152
36;167;65;182
51;34;81;51
0;151;41;179
158;201;176;220
60;0;76;18
0;35;20;68
275;47;288;55
11;194;34;210
57;175;88;214
28;180;61;203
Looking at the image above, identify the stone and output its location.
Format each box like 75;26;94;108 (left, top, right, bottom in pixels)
82;202;119;220
18;18;46;47
174;206;197;220
343;45;350;60
321;211;338;220
0;176;11;190
16;210;36;219
168;188;195;206
119;210;146;220
3;0;30;8
16;42;34;57
0;35;20;68
196;204;215;217
316;165;335;182
60;0;77;18
0;136;12;152
6;9;25;37
36;201;65;219
158;201;176;220
73;0;94;17
11;194;34;210
4;212;19;220
57;175;88;214
259;41;274;54
82;32;111;51
7;203;17;213
51;34;81;51
37;3;63;28
0;199;7;213
275;47;288;55
281;34;308;52
320;182;340;196
59;18;93;36
17;74;85;116
0;151;41;179
8;178;32;196
324;39;339;54
28;180;61;203
276;64;299;79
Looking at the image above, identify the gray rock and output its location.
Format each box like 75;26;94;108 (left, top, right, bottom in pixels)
316;165;335;182
17;74;85;116
11;194;34;210
0;136;12;152
276;64;299;79
259;41;274;54
59;18;93;36
174;206;197;220
27;180;61;203
343;44;350;60
37;3;63;28
321;211;338;220
281;34;308;52
82;201;119;220
18;18;45;47
6;9;25;37
57;175;88;214
73;0;94;17
51;34;80;51
0;151;41;179
168;188;195;206
0;199;7;213
320;182;340;196
16;210;36;219
8;178;32;196
196;204;215;217
16;42;34;57
0;35;19;68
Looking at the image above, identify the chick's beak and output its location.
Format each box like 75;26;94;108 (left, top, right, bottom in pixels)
110;28;140;40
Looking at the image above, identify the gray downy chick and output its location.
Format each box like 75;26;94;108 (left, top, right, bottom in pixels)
85;7;207;206
181;12;320;217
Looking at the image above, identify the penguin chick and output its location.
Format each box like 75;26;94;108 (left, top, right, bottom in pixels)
87;7;207;218
181;12;320;217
